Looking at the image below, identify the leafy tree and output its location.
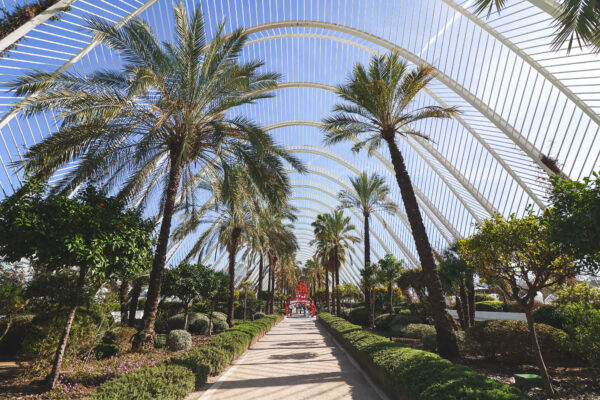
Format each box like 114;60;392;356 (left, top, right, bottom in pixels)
161;262;207;331
459;212;579;396
376;254;404;315
0;183;154;388
547;173;600;272
9;2;294;350
360;262;378;328
438;244;475;330
322;53;460;358
471;0;600;52
397;268;427;304
196;265;222;336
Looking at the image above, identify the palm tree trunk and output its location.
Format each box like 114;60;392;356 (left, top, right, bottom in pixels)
135;157;183;351
258;253;264;299
383;135;459;359
227;228;242;327
325;269;330;312
364;212;375;328
128;280;142;327
335;246;341;316
525;309;555;396
48;266;86;389
119;280;129;326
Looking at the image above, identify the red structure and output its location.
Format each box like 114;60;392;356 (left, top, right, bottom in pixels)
285;281;316;317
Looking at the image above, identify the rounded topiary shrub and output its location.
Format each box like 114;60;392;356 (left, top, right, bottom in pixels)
390;313;423;327
465;319;572;364
475;301;506;312
166;329;192;351
399;323;436;339
253;312;266;320
211;312;227;322
211;318;229;333
189;314;210;335
422;333;438;352
167;312;205;332
374;313;395;330
347;307;367;325
533;305;565;329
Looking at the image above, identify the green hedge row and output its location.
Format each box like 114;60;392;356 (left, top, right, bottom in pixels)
91;314;283;400
318;313;525;400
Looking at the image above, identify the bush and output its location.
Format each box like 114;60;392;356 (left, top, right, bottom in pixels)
91;363;194;400
0;314;34;357
211;311;227;322
102;326;137;354
465;320;572;364
374;313;394;330
476;294;495;302
155;334;167;349
189;314;210;335
390;314;424;326
560;304;600;368
347;306;367;325
318;313;524;399
422;333;437;352
253;312;266;320
395;323;436;339
532;305;565;329
167;312;205;332
191;302;209;313
211;318;229;333
475;301;506;312
94;343;119;359
166;330;192;352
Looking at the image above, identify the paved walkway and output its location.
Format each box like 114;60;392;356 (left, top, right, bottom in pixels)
188;317;386;400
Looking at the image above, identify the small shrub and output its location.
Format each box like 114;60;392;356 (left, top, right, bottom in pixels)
94;343;119;359
189;314;210;335
166;330;192;352
102;326;137;354
390;313;424;326
211;318;229;333
532;305;565;329
191;302;209;313
374;313;395;330
422;333;437;352
155;334;167;349
465;319;572;364
167;312;205;332
211;311;227;322
561;304;600;368
475;301;506;312
347;307;367;325
253;312;266;320
476;293;495;302
91;363;194;399
397;323;436;339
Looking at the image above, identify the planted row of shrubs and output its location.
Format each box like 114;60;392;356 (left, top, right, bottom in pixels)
318;313;525;400
91;314;283;399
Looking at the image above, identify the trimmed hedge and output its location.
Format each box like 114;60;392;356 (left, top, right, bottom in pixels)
93;314;283;398
318;313;524;400
91;363;194;400
475;301;506;312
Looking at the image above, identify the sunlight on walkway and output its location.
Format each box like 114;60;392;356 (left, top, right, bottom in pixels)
188;317;386;400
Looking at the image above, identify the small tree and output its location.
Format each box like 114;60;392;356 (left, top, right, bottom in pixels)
0;183;154;389
459;212;578;396
0;265;26;342
196;265;221;336
376;254;404;314
360;262;378;328
162;262;207;331
240;280;252;322
547;173;600;272
438;244;475;330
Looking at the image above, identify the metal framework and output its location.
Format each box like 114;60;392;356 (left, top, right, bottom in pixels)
0;0;598;284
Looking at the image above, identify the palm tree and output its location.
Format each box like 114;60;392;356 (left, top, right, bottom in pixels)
338;172;397;326
322;54;460;358
174;163;292;327
8;3;299;349
376;254;405;315
472;0;600;52
311;211;359;316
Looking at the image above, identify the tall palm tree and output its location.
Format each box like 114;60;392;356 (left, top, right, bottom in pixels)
322;54;460;358
338;172;397;326
472;0;600;52
174;162;292;326
311;211;359;316
8;3;298;349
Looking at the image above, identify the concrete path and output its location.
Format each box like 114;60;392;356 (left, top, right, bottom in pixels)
188;317;386;400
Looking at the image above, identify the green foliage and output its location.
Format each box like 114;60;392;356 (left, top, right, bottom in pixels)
532;306;565;329
166;330;192;352
390;313;425;326
465;320;572;365
422;333;438;352
94;343;119;359
554;282;600;308
167;312;206;332
91;363;195;400
189;314;210;335
374;313;395;330
347;306;368;325
211;311;227;322
162;263;211;312
547;173;600;271
475;301;506;312
155;334;167;349
211;318;229;333
560;304;600;368
0;313;34;356
253;312;266;320
394;323;436;339
319;313;524;399
476;294;495;302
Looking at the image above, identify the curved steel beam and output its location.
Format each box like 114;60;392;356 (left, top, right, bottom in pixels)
242;20;557;177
